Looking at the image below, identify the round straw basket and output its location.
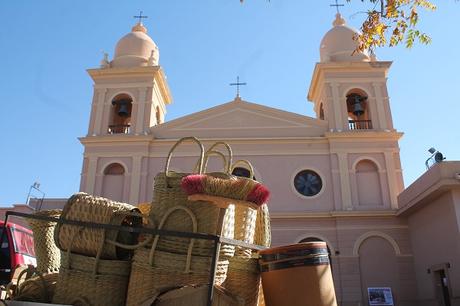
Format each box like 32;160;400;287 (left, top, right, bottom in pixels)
223;256;261;306
55;192;142;259
52;251;131;306
13;272;58;303
27;209;62;274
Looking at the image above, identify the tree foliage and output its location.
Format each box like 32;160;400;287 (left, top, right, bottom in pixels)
354;0;436;51
240;0;437;51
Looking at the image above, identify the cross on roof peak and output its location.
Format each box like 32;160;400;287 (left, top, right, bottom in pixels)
229;76;247;98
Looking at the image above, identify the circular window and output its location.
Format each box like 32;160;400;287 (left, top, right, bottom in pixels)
293;170;322;197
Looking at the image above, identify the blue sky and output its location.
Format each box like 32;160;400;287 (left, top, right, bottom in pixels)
1;1;459;205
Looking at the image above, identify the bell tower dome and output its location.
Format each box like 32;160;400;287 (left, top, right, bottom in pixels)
85;21;171;137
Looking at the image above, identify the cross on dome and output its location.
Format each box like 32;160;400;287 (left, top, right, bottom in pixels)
330;0;344;14
133;11;148;24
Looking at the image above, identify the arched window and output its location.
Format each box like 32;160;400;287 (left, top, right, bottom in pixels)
358;236;399;303
346;89;372;130
102;163;125;201
355;160;382;207
109;94;133;134
104;163;125;175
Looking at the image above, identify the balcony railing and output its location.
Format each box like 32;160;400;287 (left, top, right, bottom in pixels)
108;124;131;134
349;120;372;130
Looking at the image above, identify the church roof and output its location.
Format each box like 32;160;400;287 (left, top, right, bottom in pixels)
152;97;328;139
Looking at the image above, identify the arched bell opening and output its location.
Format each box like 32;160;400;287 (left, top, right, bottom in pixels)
108;94;133;134
346;89;372;130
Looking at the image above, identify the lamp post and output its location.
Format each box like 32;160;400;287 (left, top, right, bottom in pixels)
26;181;45;211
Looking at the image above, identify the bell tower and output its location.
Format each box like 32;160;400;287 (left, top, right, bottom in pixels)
308;13;403;210
308;14;394;133
80;20;172;204
86;21;171;137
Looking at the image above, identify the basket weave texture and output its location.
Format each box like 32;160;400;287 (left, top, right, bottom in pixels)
52;251;131;306
126;246;229;306
149;138;234;257
223;256;261;306
13;272;58;303
253;204;271;248
55;192;141;259
27;209;62;274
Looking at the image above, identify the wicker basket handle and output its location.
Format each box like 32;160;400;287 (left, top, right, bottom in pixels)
105;212;155;250
148;206;198;273
165;137;205;176
194;150;228;174
231;159;255;179
206;142;233;173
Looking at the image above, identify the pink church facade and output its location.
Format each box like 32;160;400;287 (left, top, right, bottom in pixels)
3;13;458;306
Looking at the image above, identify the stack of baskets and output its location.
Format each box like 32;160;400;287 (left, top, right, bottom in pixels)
126;138;241;305
51;192;143;306
12;136;272;306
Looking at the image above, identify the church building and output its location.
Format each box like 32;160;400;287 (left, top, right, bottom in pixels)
14;13;459;306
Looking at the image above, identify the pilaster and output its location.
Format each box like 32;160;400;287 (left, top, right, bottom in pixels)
338;152;353;210
85;156;98;195
384;151;398;209
330;82;344;130
128;155;142;204
94;88;107;135
135;87;147;134
372;82;387;130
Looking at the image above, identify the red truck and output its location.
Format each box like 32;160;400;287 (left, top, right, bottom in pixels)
0;221;36;284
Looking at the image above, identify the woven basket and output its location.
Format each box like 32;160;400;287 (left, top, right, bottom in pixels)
27;209;62;274
52;251;131;306
230;160;259;258
253;204;271;248
13;272;58;303
55;192;142;259
126;247;229;306
152;285;245;306
149;138;234;257
127;204;229;306
223;256;261;306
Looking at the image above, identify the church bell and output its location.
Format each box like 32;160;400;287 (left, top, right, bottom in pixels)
112;99;131;117
347;94;366;117
352;101;364;117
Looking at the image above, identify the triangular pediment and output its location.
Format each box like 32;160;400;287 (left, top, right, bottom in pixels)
152;98;328;139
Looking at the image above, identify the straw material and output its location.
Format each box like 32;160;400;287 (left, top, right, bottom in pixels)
233;205;257;258
13;273;58;303
152;285;245;306
126;247;229;306
52;251;131;306
151;172;234;257
27;209;62;274
253;204;271;248
223;256;261;306
55;192;141;259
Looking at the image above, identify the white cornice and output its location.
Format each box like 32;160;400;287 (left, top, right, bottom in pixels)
271;210;397;219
